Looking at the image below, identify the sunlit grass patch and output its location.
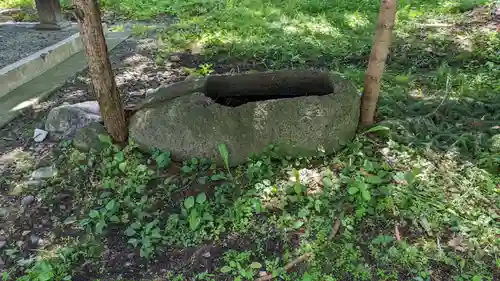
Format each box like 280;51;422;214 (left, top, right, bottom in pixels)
0;0;33;9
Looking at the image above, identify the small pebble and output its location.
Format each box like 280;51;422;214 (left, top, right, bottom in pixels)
22;230;31;236
60;205;66;210
21;195;35;206
202;251;211;258
30;234;40;245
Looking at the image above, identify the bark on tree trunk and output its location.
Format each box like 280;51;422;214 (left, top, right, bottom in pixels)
359;0;397;128
73;0;128;142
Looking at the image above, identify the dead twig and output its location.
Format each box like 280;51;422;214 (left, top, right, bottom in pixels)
328;216;342;240
254;253;312;281
424;75;451;118
394;223;401;241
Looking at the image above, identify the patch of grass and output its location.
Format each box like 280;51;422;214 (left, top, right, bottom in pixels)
0;0;33;9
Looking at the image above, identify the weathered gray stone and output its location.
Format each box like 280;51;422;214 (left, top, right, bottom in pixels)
45;101;101;140
31;166;57;180
25;180;43;187
73;123;108;152
21;195;35;206
129;70;360;167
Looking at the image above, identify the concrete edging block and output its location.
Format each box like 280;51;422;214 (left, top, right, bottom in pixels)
0;23;110;99
0;29;130;128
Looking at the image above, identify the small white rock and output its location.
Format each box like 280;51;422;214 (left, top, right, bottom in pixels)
33;128;48;142
201;251;211;258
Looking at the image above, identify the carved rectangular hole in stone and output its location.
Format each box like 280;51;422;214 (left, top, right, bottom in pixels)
204;70;334;107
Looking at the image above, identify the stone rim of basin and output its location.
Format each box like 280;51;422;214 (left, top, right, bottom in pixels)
129;69;361;167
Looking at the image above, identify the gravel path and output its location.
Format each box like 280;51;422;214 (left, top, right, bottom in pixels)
0;25;77;68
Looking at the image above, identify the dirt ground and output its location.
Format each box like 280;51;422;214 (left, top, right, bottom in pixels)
0;34;190;278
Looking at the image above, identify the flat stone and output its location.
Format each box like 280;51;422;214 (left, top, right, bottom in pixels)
45;101;101;140
130;70;360;167
31;166;57;179
25;180;43;187
72;122;108;152
0;241;6;249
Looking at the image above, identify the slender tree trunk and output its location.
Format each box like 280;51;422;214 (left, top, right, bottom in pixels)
73;0;128;142
359;0;397;128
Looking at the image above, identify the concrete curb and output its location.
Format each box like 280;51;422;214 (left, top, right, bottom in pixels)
0;30;130;128
0;23;109;99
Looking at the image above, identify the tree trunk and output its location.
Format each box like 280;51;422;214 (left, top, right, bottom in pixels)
73;0;128;142
359;0;397;128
